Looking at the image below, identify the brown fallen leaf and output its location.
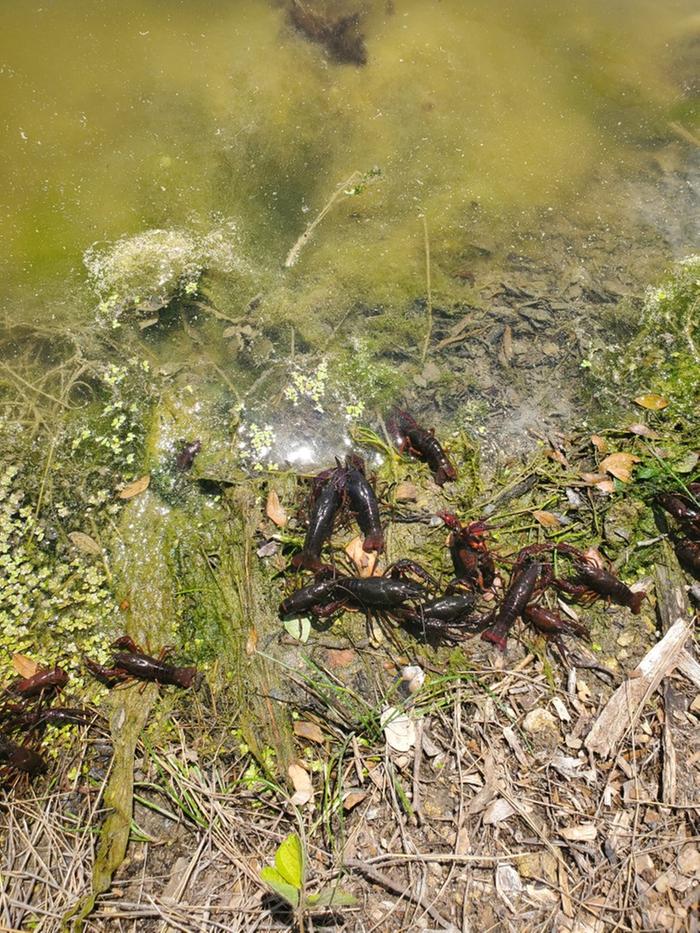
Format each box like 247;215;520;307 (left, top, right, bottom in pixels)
325;648;356;669
245;627;258;655
580;472;615;493
12;654;40;678
532;510;562;529
599;452;640;483
560;824;597;842
627;423;660;438
293;721;325;744
634;393;669;410
288;762;313;806
343;790;368;812
345;536;379;577
395;481;418;502
590;435;609;453
548;448;569;467
117;475;150;499
265;489;287;527
68;531;102;555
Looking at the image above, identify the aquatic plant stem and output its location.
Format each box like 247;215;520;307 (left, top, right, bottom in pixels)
284;171;362;268
419;214;432;366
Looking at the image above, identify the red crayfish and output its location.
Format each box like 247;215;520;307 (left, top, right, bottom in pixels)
389;411;457;486
440;512;495;590
85;637;198;689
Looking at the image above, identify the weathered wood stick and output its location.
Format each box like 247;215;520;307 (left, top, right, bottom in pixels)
584;616;693;758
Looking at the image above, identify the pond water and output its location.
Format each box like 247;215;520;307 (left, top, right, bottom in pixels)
1;0;698;456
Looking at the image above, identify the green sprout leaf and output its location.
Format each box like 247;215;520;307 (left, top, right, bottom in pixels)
307;888;357;909
275;833;304;888
259;833;304;907
259;867;299;908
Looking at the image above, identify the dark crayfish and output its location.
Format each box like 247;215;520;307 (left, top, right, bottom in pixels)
293;455;384;570
344;454;384;553
292;468;344;571
389;411;457;486
11;666;68;700
515;542;646;615
440;512;495;589
0;707;96;733
482;562;542;651
0;733;46;777
397;592;486;643
674;537;700;578
85;637;198;689
280;572;427;620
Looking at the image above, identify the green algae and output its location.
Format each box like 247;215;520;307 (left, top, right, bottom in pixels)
585;256;700;431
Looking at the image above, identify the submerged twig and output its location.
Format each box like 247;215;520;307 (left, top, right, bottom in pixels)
284;171;363;269
419;214;432;366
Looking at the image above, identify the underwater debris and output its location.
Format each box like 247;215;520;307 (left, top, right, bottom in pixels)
288;0;367;65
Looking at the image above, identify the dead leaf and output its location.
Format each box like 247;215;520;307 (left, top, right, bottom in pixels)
68;531;102;555
345;536;378;577
288;763;313;806
596;480;615;494
580;471;607;484
117;475;150;499
342;790;367;811
634;393;669;410
12;654;40;678
627;423;660;438
483;798;517;825
532;510;562;529
560;823;597;842
245;628;258;655
381;706;416;752
265;489;287;527
395;481;417;502
293;721;325;744
548;448;569;467
590;435;609;453
599;452;640;483
325;648;356;669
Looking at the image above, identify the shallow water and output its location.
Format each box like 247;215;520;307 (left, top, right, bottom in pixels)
1;0;698;462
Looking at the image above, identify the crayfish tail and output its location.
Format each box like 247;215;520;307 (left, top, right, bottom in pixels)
362;531;384;553
481;628;507;651
628;590;645;615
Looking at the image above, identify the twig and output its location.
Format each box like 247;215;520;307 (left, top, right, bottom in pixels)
344;859;457;932
284;171;363;268
412;719;423;824
419;214;432;366
585;615;694;758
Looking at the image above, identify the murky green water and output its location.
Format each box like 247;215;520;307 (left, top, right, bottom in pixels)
1;0;697;320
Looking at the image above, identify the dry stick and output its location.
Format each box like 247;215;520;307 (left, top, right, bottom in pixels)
584;615;694;758
412;719;423;824
655;549;688;806
284;171;363;268
344;859;456;932
419;214;432;366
